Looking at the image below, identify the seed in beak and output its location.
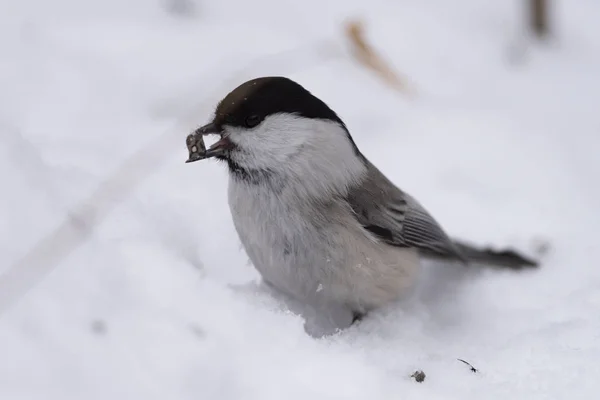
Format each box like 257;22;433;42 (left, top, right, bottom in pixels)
185;132;208;163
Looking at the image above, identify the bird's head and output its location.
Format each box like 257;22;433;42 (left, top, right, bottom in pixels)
186;76;366;192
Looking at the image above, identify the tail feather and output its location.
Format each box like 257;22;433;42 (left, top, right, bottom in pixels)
452;240;539;269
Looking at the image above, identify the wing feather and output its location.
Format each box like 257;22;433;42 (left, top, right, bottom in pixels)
346;159;465;262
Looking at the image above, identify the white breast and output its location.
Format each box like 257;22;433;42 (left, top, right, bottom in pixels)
228;177;421;312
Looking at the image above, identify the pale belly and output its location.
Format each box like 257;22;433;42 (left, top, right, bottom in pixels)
228;181;420;311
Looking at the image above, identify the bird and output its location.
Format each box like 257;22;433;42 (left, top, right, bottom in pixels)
185;76;538;337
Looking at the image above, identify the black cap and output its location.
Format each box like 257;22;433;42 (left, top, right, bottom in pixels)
212;76;347;130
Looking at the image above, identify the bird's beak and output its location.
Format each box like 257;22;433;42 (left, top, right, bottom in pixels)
185;122;232;163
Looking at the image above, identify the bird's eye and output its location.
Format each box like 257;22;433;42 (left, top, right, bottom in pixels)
244;114;261;128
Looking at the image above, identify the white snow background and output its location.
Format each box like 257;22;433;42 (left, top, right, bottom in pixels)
1;0;599;399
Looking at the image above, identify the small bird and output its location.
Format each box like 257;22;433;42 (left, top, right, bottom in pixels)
186;76;538;337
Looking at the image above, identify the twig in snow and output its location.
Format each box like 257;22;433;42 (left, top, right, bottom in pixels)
344;19;414;96
457;358;478;373
528;0;551;40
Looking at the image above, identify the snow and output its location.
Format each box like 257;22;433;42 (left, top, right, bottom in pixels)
1;0;599;398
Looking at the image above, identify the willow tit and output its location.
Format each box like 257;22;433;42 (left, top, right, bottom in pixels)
186;76;537;337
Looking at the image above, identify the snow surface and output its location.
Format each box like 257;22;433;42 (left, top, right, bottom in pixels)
1;0;599;399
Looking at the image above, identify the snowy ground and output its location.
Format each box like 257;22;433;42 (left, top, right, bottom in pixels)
1;0;599;399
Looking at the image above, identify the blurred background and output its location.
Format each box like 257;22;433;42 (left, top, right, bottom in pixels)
1;1;599;399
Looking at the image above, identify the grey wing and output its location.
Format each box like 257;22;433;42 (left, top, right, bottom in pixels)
346;160;466;263
399;194;467;262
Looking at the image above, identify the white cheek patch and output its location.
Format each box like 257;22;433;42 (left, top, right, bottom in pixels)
225;113;367;198
227;114;312;167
